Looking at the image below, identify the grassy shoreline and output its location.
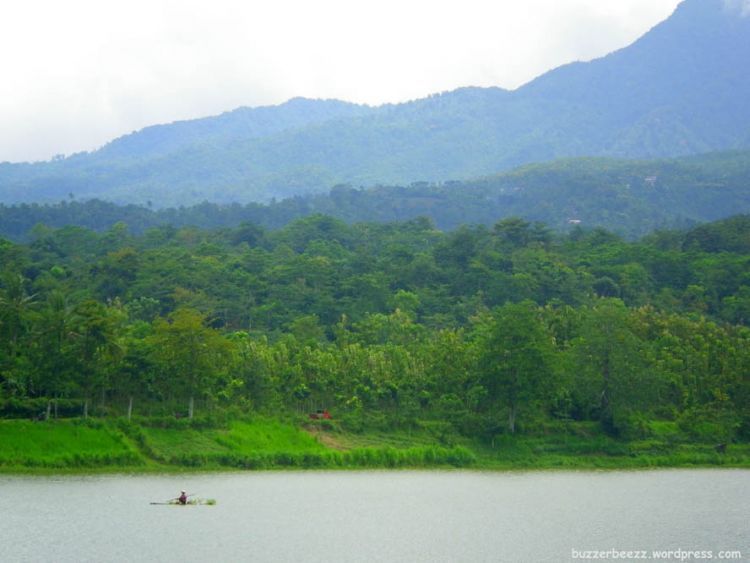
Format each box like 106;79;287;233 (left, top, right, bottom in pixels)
1;417;748;475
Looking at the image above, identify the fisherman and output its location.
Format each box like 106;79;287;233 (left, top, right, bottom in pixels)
178;490;188;505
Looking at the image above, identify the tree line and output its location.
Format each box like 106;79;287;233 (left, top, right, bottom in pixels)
1;214;749;442
2;151;750;241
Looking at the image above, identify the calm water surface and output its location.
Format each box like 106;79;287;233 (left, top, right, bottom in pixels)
1;469;748;562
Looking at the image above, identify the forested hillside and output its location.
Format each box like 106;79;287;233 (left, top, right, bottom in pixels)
2;214;749;443
2;151;750;240
1;0;749;206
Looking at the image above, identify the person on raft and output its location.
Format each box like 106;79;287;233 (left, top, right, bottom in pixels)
178;490;188;505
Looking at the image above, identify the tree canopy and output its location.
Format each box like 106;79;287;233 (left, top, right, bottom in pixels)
1;214;749;442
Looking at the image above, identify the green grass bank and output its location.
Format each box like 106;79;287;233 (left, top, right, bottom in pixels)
1;417;748;473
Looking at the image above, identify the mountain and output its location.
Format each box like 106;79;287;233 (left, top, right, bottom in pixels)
1;0;749;206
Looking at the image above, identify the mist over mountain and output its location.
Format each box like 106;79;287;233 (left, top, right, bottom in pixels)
1;0;748;207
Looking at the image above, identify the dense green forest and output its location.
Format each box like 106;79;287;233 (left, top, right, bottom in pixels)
5;0;750;472
2;213;749;448
3;151;750;241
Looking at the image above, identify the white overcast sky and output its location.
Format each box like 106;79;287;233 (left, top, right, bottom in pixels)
1;0;685;163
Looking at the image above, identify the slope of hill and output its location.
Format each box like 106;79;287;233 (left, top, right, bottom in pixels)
1;0;748;206
97;97;373;161
2;151;750;240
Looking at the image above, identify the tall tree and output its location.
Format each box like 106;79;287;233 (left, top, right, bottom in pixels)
148;308;232;417
476;301;556;434
0;273;35;394
569;299;659;434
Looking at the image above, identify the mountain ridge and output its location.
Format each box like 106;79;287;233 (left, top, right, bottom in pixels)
1;0;749;206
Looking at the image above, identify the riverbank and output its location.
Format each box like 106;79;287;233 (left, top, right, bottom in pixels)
1;417;748;474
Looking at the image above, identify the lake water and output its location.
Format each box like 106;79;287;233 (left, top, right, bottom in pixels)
1;469;748;562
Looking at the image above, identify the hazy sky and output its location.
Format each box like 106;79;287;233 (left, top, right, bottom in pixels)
1;0;683;163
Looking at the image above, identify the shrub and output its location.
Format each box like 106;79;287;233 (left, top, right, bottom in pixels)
678;406;740;443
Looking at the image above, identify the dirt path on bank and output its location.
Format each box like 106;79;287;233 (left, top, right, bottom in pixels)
303;427;349;450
